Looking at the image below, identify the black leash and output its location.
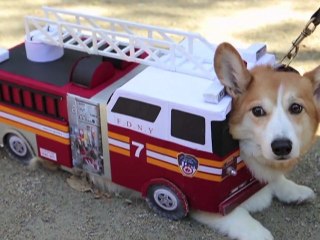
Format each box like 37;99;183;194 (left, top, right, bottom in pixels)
275;7;320;74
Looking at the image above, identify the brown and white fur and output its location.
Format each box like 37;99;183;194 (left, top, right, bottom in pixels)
192;43;320;240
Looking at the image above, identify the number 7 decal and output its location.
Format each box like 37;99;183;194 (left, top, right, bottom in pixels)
132;141;145;158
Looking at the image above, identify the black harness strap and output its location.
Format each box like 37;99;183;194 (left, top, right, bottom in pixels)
274;64;300;74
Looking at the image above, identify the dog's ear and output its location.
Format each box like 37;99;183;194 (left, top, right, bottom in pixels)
214;42;252;98
303;65;320;101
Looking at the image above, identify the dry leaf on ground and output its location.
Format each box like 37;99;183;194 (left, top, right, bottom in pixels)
66;175;92;192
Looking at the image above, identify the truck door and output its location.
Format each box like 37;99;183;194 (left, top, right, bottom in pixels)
68;95;104;174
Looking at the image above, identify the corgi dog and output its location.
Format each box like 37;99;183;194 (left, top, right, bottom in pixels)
192;42;319;240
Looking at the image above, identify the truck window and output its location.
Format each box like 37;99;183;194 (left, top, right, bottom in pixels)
211;115;239;157
171;109;205;145
111;97;161;122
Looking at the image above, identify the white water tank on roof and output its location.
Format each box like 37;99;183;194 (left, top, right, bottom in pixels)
25;25;64;62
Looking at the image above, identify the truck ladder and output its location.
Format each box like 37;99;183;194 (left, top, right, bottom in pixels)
24;7;216;79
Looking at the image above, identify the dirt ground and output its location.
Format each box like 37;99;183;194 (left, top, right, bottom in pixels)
1;1;320;239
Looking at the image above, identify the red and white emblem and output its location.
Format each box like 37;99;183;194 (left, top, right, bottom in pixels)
177;153;199;177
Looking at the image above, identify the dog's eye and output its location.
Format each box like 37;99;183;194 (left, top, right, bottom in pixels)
289;103;303;114
251;106;266;117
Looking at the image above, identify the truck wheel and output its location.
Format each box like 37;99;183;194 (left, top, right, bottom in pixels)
146;182;188;220
4;133;32;164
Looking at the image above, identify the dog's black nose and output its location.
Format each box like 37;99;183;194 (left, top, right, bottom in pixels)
271;138;292;157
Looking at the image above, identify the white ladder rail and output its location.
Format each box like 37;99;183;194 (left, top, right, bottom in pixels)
41;6;214;59
42;6;197;44
25;7;216;79
25;16;170;67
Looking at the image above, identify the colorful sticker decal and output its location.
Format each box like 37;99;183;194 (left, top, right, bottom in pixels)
177;153;199;177
68;98;104;175
71;124;103;174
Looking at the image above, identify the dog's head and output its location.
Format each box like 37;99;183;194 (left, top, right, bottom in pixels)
214;42;320;172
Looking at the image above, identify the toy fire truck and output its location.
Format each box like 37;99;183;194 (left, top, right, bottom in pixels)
0;7;275;220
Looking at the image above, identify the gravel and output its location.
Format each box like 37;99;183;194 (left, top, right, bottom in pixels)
1;1;320;239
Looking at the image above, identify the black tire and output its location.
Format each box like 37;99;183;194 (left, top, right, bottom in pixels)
4;133;32;164
146;182;188;221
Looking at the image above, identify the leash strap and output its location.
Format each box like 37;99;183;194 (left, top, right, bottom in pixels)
276;7;320;73
311;7;320;26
